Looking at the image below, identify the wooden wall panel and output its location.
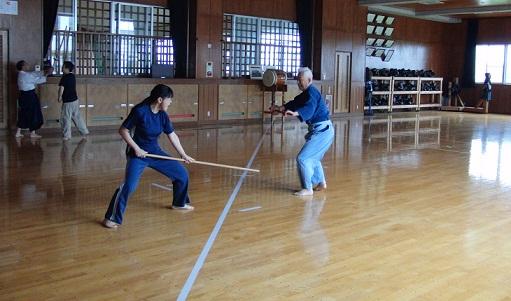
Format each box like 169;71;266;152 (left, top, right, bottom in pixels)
321;30;337;81
336;31;353;52
337;0;353;33
39;84;62;128
323;0;337;30
218;85;247;120
353;4;367;34
86;84;128;126
199;84;218;121
169;85;199;122
275;0;296;21
222;0;295;20
127;84;153;106
477;18;511;43
350;81;365;113
222;1;250;15
351;33;366;83
247;85;263;119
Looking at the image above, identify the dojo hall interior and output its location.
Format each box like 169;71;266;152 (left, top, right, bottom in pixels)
2;0;511;300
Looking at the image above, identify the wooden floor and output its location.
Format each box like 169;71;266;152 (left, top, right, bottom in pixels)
2;111;511;300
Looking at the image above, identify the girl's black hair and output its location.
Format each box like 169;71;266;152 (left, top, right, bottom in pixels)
140;84;174;106
16;60;26;71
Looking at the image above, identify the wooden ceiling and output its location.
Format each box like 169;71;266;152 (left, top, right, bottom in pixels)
359;0;511;22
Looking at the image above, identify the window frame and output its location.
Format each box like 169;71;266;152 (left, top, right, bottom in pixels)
50;0;173;77
475;43;511;85
221;13;301;79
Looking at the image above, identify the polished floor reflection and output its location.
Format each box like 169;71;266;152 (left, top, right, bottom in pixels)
2;111;511;300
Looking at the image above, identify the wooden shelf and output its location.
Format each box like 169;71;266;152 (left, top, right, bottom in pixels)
393;91;419;95
420;103;442;108
392;105;418;109
364;105;389;110
364;76;443;113
420;91;442;95
393;77;419;81
372;76;392;80
420;77;443;81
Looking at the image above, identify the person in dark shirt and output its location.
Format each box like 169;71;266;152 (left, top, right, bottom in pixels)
103;84;195;228
475;72;492;113
271;67;334;196
58;61;89;140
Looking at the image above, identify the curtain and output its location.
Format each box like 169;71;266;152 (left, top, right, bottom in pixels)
43;0;60;59
169;0;195;78
461;19;478;88
296;0;314;69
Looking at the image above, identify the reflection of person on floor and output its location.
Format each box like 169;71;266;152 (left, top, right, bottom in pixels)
299;196;329;267
103;84;195;229
61;138;88;201
15;60;52;139
475;73;491;113
14;139;44;205
271;67;334;196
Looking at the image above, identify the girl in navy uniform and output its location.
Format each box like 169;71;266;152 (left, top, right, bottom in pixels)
476;72;492;112
103;84;195;228
272;67;334;196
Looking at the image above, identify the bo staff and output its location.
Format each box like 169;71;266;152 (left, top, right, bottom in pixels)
145;154;260;173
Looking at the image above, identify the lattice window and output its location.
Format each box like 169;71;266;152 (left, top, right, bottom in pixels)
222;14;301;79
78;0;111;33
153;7;171;37
50;0;173;77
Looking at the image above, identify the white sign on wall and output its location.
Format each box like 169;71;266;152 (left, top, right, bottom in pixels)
0;0;18;15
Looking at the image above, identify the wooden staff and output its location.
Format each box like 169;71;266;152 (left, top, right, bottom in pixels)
145;154;260;173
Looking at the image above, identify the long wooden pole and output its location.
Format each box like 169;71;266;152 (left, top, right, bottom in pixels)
145;154;260;173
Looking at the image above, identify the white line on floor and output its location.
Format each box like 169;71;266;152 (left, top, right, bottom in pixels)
177;124;269;301
151;183;173;191
238;206;262;212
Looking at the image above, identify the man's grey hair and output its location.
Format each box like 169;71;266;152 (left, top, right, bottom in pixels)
297;67;313;80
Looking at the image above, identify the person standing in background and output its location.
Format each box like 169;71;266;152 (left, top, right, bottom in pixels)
15;60;52;138
475;72;491;113
58;61;89;140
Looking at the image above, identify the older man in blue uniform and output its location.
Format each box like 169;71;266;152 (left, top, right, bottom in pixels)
272;67;334;196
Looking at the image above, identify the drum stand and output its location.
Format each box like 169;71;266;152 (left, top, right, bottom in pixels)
263;84;287;132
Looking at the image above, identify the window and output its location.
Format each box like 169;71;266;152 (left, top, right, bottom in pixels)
475;45;505;83
221;14;301;78
49;0;173;77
